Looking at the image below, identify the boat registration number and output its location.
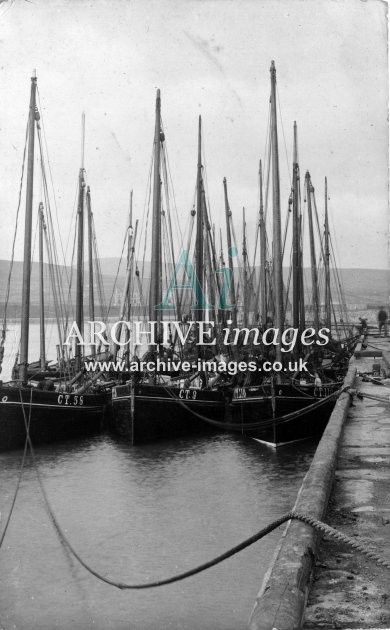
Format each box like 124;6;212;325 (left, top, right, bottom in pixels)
179;389;197;400
233;387;247;399
314;387;333;398
57;394;84;406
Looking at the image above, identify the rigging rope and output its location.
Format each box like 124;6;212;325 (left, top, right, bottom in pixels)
0;115;29;365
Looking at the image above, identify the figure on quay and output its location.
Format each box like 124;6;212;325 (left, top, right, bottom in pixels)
377;307;388;337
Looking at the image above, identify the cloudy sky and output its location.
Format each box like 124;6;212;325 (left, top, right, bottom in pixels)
0;0;388;270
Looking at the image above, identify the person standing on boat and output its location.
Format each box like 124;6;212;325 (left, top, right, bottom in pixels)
377;307;388;336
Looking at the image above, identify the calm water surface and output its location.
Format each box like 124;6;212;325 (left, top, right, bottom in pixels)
0;323;316;629
0;433;316;630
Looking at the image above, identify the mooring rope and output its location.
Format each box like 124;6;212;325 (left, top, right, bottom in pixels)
160;384;350;432
0;388;32;549
8;386;387;593
363;341;388;352
357;391;390;404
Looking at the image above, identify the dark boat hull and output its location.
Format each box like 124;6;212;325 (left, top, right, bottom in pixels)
110;382;225;444
0;385;109;452
109;379;342;447
229;382;340;445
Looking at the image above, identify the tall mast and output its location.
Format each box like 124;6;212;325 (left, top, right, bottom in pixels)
124;189;133;359
113;220;138;362
324;177;331;331
127;190;133;272
202;186;216;317
292;122;300;352
19;72;38;383
223;177;236;325
270;60;284;361
195;116;204;325
86;186;95;357
259;160;267;326
75;113;86;373
38;203;46;371
219;228;225;267
149;90;162;328
305;171;320;332
299;212;306;330
242;207;248;325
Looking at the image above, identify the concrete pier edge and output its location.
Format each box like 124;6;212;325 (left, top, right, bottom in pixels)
248;360;357;630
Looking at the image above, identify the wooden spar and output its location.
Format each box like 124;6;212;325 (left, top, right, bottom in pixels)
202;187;216;317
113;219;139;361
259;160;267;326
19;73;38;383
127;189;133;272
124;189;133;360
324;177;331;330
270;60;284;361
292;122;300;337
219;228;225;268
19;94;35;359
203;190;222;304
305;171;320;331
299;212;306;330
38;203;46;371
242;207;248;325
195;115;204;328
86;186;95;358
149;89;162;329
75;113;86;374
223;177;236;324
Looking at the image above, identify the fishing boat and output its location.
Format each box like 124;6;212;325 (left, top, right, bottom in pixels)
110;91;226;443
221;61;357;446
109;62;358;447
0;74;109;452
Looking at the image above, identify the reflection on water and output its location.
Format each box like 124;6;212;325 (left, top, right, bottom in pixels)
0;432;316;630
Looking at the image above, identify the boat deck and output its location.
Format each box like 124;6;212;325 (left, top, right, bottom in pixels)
303;334;390;628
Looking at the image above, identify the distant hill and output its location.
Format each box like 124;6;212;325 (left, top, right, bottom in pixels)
0;259;388;315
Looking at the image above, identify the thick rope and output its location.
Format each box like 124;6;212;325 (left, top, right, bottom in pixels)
11;387;388;594
160;384;349;431
0;389;32;549
357;391;390;404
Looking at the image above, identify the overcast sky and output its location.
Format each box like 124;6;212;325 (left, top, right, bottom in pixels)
0;0;388;270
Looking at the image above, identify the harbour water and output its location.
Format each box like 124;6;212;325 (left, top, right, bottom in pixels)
0;324;316;629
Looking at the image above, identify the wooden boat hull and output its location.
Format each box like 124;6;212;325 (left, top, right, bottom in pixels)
0;385;109;452
109;380;342;447
110;382;225;444
229;382;340;445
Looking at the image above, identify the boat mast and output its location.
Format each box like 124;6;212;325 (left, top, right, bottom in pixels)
223;177;236;325
149;90;162;331
242;207;248;325
195;115;204;327
75;113;86;373
299;212;306;331
270;60;284;361
259;160;267;326
292;122;300;354
305;171;320;332
127;190;133;275
324;177;331;331
38;202;46;371
19;72;38;384
86;186;95;357
202;186;216;317
124;189;133;361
